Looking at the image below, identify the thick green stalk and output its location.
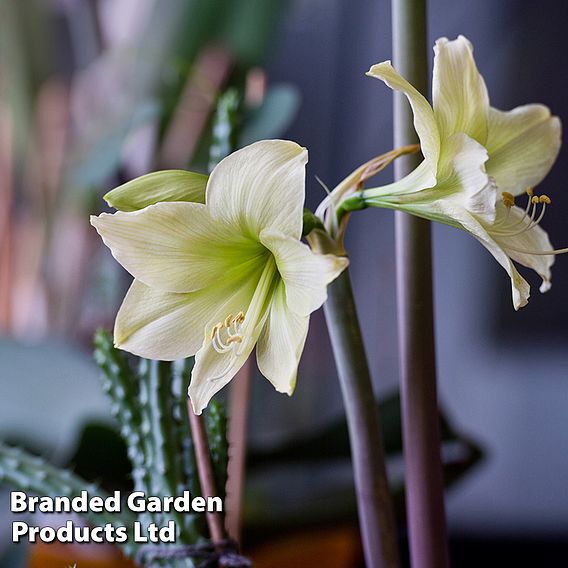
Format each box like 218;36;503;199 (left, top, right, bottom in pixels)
324;269;400;568
391;1;449;567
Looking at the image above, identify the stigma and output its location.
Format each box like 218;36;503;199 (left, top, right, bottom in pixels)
210;312;246;354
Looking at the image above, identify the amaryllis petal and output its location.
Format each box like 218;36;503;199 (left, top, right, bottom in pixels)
490;202;555;293
367;61;440;183
189;333;258;415
369;133;495;225
104;170;207;211
256;281;310;395
432;35;490;144
114;274;260;360
437;202;531;309
486;105;561;196
437;133;495;224
260;229;349;317
91;202;265;293
206;139;308;240
362;159;437;200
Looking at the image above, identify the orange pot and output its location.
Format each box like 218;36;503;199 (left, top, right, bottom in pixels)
27;542;136;568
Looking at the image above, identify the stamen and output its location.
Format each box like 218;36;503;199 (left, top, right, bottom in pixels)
214;326;230;350
531;202;547;228
492;198;540;238
212;333;230;354
210;322;222;340
494;191;532;229
502;192;515;208
491;187;568;256
208;312;246;359
503;245;568;256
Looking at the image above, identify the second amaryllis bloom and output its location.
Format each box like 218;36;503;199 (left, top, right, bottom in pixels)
362;35;561;309
91;140;348;414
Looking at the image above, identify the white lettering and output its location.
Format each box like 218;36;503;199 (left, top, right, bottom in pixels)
12;522;28;542
10;492;27;513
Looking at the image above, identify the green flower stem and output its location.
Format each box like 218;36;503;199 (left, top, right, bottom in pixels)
324;269;400;568
335;191;367;221
391;1;450;567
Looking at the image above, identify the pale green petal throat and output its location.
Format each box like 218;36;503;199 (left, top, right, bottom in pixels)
91;140;348;414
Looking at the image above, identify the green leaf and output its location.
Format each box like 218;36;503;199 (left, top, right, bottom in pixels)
103;170;208;211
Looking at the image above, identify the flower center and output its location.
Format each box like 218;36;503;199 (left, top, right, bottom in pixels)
210;311;246;354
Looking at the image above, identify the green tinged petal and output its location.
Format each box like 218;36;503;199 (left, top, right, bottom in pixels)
363;160;436;199
367;61;439;184
256;281;309;395
114;273;260;360
437;133;495;224
91;202;265;293
370;133;495;225
104;170;208;211
189;335;257;415
188;259;278;415
432;36;490;144
489;202;554;293
437;202;531;310
206;139;308;240
260;229;349;316
486;105;561;196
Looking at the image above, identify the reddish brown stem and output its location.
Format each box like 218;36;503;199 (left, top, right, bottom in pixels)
187;405;225;543
225;360;252;543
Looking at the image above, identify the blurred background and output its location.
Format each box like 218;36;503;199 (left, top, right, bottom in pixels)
1;0;567;566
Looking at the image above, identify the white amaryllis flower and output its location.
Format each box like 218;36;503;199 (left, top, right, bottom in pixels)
363;35;561;309
91;140;348;413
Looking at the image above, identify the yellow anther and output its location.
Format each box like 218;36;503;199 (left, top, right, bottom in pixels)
235;311;245;324
226;336;242;344
502;192;515;208
210;322;222;340
527;187;534;196
531;196;540;205
224;314;233;328
539;195;551;205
